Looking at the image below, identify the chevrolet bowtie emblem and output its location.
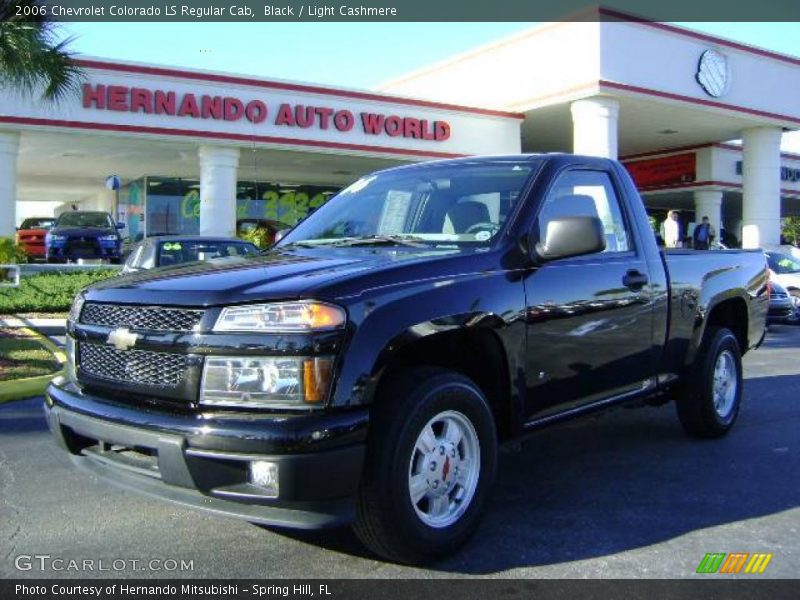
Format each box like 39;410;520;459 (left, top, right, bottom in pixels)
107;327;138;351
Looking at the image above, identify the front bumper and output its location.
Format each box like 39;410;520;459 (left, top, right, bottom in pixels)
767;299;794;323
20;241;46;257
47;241;120;261
45;377;368;529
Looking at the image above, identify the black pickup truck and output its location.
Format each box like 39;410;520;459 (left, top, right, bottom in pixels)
46;154;768;564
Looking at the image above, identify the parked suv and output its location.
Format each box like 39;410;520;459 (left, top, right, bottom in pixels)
46;211;125;263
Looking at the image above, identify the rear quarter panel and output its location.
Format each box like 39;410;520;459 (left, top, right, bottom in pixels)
661;249;768;375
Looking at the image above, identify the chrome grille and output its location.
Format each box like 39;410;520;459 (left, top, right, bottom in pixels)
78;342;187;388
81;303;204;332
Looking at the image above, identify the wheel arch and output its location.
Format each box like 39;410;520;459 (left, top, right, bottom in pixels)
701;296;749;355
367;326;515;442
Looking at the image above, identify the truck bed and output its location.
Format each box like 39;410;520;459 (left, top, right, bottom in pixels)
659;248;769;378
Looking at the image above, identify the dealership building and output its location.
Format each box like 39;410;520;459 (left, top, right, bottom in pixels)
2;14;800;248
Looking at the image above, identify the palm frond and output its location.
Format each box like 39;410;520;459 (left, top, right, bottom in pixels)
0;0;84;102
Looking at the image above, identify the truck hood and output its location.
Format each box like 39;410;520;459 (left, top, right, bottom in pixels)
84;247;466;306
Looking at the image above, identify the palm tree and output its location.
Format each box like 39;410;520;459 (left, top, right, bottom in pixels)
0;0;83;102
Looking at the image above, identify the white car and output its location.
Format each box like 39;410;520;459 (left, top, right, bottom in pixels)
766;251;800;322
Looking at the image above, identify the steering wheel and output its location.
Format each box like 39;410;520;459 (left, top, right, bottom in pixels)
465;222;501;236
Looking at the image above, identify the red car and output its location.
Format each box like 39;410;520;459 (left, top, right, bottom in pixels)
16;217;55;260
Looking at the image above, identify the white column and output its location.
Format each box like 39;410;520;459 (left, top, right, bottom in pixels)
0;132;20;238
741;127;782;249
97;189;117;214
198;146;239;237
693;190;723;242
570;97;620;159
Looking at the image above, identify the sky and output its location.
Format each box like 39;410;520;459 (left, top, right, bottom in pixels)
58;21;800;150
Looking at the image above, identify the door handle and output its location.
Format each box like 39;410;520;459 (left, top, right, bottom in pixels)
623;270;648;290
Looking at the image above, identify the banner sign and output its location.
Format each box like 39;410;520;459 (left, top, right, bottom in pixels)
83;84;452;142
624;153;697;189
736;160;800;183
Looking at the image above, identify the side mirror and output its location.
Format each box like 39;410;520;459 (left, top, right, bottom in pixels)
116;222;126;230
531;216;606;262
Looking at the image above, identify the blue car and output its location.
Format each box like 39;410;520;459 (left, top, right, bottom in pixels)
46;211;125;264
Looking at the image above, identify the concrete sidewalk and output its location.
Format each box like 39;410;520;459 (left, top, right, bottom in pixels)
0;316;66;329
0;316;67;348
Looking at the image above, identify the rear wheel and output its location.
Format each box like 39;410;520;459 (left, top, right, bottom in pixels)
676;327;743;438
788;290;800;324
353;368;497;564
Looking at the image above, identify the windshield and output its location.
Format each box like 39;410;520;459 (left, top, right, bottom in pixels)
20;218;55;230
767;252;800;274
157;240;259;266
279;161;537;248
55;212;114;228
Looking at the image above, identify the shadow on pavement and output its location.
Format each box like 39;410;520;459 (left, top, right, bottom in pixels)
0;397;47;434
2;369;797;574
269;373;800;573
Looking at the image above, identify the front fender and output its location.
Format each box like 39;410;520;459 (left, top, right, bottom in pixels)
328;268;527;408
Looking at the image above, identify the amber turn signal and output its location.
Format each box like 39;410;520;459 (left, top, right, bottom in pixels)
304;357;334;404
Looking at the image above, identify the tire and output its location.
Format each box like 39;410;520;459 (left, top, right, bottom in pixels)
676;327;743;438
353;368;497;564
787;290;800;324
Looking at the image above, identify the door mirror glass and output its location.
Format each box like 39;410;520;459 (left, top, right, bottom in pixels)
531;216;606;262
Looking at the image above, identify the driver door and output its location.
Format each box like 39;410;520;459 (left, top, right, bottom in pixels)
523;168;656;421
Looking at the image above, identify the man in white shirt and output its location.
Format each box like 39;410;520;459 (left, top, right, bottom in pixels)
660;210;682;248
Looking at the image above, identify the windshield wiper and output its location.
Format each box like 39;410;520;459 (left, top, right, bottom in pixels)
278;241;325;249
329;235;428;248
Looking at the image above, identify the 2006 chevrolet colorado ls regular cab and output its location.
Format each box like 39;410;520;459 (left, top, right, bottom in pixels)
46;154;768;564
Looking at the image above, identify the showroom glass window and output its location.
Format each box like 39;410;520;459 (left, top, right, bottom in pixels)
143;177;339;236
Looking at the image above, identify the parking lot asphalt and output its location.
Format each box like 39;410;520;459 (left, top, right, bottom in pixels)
1;325;798;579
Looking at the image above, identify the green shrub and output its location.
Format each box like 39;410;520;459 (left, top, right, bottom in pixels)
782;216;800;246
0;269;119;314
0;237;27;264
239;227;270;249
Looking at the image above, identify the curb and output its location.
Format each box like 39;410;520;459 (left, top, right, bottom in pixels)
19;326;67;363
0;370;64;404
0;326;65;404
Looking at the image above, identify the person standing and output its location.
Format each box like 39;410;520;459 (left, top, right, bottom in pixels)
693;216;714;250
660;210;682;248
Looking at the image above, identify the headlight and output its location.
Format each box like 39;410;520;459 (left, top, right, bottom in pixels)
49;234;66;242
68;293;85;323
213;301;346;332
99;234;118;241
199;355;334;409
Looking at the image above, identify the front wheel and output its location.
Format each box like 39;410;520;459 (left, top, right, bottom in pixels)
676;327;743;438
353;368;497;564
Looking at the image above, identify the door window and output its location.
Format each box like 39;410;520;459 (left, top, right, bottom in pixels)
537;170;631;253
